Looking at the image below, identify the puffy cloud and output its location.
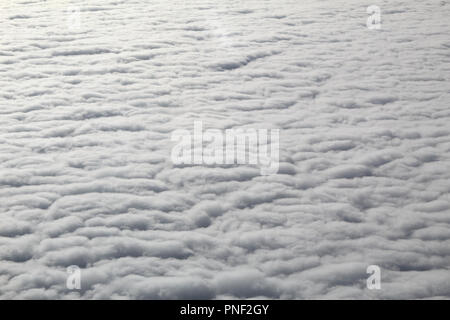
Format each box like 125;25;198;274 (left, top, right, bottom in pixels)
0;0;449;299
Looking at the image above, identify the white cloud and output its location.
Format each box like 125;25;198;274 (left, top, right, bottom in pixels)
0;0;449;299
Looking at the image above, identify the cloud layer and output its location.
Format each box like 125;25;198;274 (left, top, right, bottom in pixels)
0;0;449;299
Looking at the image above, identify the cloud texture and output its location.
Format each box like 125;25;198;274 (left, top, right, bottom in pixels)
0;0;450;299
